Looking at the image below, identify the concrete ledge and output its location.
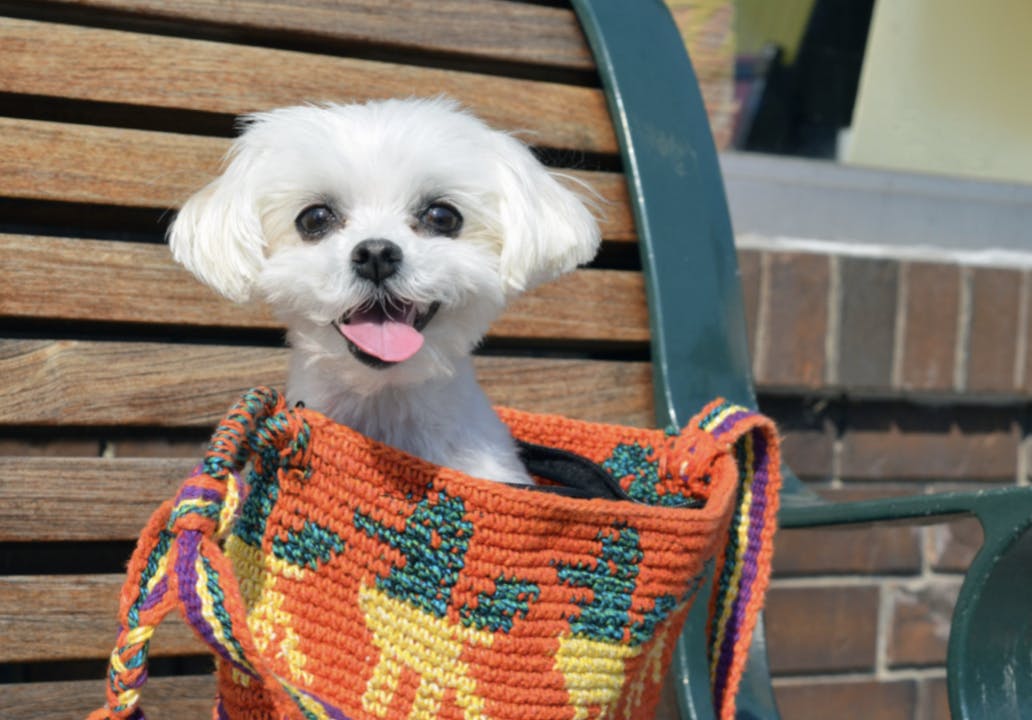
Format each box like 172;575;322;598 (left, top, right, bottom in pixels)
721;152;1032;254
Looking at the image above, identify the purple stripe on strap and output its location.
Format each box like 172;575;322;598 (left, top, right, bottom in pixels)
713;609;737;703
174;533;236;667
292;687;353;720
139;576;169;613
321;700;352;720
176;485;223;503
711;409;752;439
123;667;149;691
713;429;773;706
739;431;771;611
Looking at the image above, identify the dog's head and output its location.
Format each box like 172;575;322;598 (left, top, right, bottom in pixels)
169;98;600;391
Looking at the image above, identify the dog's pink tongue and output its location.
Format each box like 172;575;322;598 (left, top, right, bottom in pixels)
339;306;424;363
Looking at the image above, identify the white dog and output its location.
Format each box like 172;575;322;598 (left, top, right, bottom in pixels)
170;98;600;485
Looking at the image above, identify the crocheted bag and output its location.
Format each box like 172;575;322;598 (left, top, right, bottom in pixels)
89;386;780;720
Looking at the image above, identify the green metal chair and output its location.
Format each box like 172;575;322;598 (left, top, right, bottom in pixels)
571;1;1032;717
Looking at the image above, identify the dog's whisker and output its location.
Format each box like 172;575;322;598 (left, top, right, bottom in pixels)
383;294;403;315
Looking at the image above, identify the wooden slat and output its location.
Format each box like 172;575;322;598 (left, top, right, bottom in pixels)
0;457;193;541
481;356;653;427
0;574;206;662
0;17;616;153
0;340;654;427
4;676;216;720
501;267;647;342
1;234;276;329
1;355;653;537
0;341;289;427
29;0;595;71
0;235;648;341
0;118;219;209
0;118;635;241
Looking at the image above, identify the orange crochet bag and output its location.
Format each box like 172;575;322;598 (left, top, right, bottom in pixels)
89;387;780;720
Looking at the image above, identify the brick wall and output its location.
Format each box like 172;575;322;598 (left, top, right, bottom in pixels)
743;245;1028;719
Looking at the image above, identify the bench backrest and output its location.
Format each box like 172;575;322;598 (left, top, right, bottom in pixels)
0;1;734;717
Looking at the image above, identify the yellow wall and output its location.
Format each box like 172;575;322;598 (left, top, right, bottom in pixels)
844;0;1032;185
735;0;816;62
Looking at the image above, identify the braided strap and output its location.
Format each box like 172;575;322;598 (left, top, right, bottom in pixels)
88;387;310;720
687;400;781;720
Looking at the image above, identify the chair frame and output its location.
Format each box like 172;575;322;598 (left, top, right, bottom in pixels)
572;1;1032;718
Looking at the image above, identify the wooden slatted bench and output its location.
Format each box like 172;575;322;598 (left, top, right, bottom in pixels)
9;3;1032;719
0;2;706;717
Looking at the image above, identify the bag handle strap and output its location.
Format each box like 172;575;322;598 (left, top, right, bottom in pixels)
89;387;309;720
680;399;782;720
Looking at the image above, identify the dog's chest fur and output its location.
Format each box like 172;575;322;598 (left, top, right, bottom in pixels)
287;356;532;485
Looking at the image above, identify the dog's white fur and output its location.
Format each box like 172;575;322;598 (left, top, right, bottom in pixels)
169;98;600;484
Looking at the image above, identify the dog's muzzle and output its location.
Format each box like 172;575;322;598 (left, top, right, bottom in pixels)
335;300;440;368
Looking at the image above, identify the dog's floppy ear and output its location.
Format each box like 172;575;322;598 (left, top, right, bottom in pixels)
168;141;265;303
492;134;601;295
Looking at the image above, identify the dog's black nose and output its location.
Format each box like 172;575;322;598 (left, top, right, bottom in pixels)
351;239;402;284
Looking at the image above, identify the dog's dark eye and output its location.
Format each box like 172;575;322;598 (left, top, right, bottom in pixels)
419;203;463;237
295;204;337;240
